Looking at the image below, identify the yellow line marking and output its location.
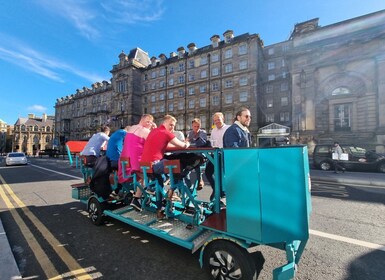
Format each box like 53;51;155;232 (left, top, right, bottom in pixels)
0;177;59;279
0;175;94;279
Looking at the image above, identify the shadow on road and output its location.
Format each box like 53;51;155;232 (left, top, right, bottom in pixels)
345;249;385;280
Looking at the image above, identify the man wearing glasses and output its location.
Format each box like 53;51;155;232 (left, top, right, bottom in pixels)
223;107;252;148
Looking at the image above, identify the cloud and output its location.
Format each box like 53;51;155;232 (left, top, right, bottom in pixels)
27;105;47;112
36;0;165;40
0;35;106;83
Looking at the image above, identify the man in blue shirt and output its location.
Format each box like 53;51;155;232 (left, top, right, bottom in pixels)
106;126;130;170
223;107;252;148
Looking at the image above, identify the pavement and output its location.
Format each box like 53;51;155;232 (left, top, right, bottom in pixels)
0;167;384;279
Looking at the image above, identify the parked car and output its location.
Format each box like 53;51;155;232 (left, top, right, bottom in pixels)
313;144;385;173
5;152;28;166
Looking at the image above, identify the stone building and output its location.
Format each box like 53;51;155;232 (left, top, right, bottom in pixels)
55;9;385;151
12;114;55;155
0;119;7;154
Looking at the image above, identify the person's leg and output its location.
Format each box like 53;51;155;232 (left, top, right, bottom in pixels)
153;161;166;219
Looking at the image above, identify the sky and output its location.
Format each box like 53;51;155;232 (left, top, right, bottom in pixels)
0;0;384;125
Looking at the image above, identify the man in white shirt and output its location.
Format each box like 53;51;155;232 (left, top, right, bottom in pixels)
205;112;230;200
81;126;110;166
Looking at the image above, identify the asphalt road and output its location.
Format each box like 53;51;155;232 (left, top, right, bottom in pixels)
0;157;384;280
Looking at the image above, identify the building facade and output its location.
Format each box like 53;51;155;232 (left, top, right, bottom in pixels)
55;10;385;152
12;114;55;155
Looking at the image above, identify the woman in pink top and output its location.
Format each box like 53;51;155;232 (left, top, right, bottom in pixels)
118;114;155;211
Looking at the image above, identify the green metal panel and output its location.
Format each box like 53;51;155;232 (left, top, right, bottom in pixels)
223;148;262;241
222;146;310;244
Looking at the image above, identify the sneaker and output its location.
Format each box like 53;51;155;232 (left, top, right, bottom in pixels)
156;210;165;220
109;192;120;200
130;197;142;211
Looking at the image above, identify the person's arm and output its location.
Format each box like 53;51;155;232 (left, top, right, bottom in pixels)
169;137;190;149
223;127;240;148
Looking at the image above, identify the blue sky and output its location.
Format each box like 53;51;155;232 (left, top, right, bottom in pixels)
0;0;384;125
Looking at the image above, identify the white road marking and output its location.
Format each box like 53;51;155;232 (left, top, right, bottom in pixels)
30;164;82;179
310;229;385;252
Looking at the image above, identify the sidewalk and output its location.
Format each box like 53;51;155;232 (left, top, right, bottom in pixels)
0;218;22;280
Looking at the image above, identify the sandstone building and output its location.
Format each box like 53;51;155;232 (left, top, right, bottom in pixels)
55;10;385;152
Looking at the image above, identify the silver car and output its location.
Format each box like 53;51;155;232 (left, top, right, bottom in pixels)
5;152;28;166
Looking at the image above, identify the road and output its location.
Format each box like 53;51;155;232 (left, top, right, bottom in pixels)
0;157;384;280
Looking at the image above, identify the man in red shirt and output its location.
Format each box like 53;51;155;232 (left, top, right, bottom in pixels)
141;115;190;219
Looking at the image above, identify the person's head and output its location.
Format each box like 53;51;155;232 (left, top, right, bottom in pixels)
334;141;339;146
213;112;225;129
162;115;177;132
139;114;154;129
101;126;111;135
191;118;201;133
235;107;251;127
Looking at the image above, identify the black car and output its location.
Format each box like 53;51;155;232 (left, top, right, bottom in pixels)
313;144;385;173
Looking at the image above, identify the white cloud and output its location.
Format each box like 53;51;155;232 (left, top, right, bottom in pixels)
36;0;165;40
27;105;47;112
0;35;106;83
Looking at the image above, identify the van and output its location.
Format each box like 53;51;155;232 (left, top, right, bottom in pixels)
313;144;385;172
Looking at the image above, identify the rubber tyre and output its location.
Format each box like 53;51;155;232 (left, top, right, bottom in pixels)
88;197;104;226
203;240;257;280
378;162;385;173
319;161;331;171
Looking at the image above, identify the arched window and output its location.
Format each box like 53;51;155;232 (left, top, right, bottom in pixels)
332;87;350;96
34;125;39;132
46;126;51;132
21;125;26;131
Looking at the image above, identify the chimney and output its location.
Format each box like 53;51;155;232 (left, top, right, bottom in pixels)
159;53;167;64
150;56;157;67
177;46;185;59
187;43;197;55
223;30;234;43
170;52;177;58
210;35;220;48
42;113;47;122
28;113;35;119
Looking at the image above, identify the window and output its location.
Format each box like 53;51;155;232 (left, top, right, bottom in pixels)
282;71;287;78
266;113;274;122
239;60;248;70
224;63;233;73
211;67;219;76
188;100;195;108
280;112;290;121
159;80;165;88
334;103;351;131
143;85;147;92
267;98;273;108
151;106;156;114
188;74;195;82
188;87;195;95
268;48;274;55
160;68;166;76
281;59;286;67
239;77;248;86
225;94;233;104
144;74;148;81
34;125;39;132
151;95;156;102
239;91;248;102
224;48;233;59
200;70;207;78
169;78;174;86
225;112;233;124
281;96;289;106
179;63;184;71
281;82;288;91
169;66;174;74
212;95;220;106
201;56;208;65
151;71;157;79
268;62;275;70
266;85;273;93
225;80;233;88
159;92;165;100
268;74;275;81
168;103;174;111
332;87;351;96
168;91;174;99
200;85;207;93
178;76;185;84
189;60;195;68
211;53;219;62
151;83;156;90
117;80;127;93
200;98;206;107
178;89;184;97
178;100;184;110
238;44;247;55
159;104;165;113
212;82;219;91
